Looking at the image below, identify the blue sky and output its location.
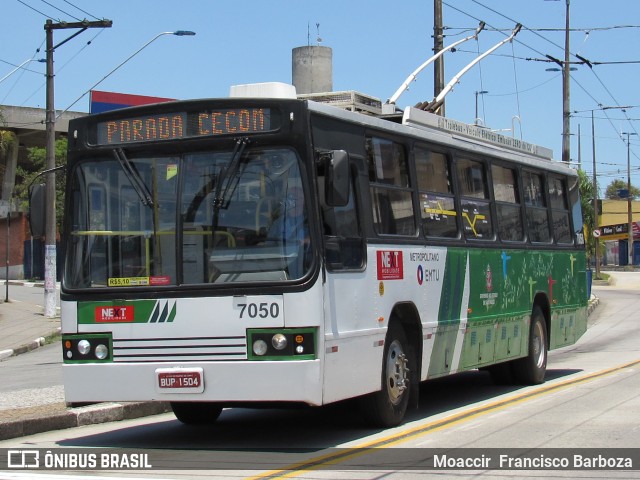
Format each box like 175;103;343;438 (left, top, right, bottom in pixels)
2;0;640;190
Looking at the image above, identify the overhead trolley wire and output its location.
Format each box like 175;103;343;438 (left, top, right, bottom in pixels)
1;40;46;105
444;25;640;34
38;0;81;21
61;0;102;21
18;28;106;108
470;0;570;60
15;0;52;19
445;0;640;176
0;58;42;76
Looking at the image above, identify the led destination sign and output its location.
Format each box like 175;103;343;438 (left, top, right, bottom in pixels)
96;107;273;145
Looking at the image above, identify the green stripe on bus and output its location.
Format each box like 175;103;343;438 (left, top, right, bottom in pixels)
77;300;169;324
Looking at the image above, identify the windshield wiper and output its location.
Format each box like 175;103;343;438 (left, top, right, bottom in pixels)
211;138;250;231
213;137;249;209
113;148;154;207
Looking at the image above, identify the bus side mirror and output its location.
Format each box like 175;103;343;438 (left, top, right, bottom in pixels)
29;183;46;238
325;150;350;207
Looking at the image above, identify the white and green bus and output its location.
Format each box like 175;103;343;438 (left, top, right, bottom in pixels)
47;84;587;427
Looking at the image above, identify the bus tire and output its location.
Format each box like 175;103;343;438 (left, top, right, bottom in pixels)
171;402;223;425
359;323;412;428
512;306;548;385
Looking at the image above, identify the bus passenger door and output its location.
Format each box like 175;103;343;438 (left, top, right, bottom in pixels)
318;157;374;403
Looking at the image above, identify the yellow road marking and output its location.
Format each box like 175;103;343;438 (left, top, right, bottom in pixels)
248;358;640;479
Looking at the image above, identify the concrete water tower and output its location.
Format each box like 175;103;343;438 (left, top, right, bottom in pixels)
292;45;333;94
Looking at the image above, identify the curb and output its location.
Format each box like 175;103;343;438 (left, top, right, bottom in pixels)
0;401;171;441
587;296;599;316
0;328;61;362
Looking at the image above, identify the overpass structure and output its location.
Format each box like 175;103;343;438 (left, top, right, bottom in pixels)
0;105;85;279
0;105;85;208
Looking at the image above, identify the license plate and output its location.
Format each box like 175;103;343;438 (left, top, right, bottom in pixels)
156;368;204;393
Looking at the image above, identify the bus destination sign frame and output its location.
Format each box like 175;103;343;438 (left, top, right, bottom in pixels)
95;107;274;145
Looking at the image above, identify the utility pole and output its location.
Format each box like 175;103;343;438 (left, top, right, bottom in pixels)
433;0;445;116
591;111;600;278
624;132;637;266
562;0;571;164
44;18;112;317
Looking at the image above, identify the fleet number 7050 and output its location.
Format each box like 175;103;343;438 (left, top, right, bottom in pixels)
237;302;280;319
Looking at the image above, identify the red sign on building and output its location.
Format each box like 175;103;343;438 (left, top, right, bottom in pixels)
90;90;174;114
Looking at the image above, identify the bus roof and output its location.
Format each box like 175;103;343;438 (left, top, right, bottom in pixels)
305;98;576;178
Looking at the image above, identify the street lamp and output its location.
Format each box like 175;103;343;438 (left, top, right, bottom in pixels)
58;30;196;117
44;19;113;318
0;58;46;85
474;90;488;125
573;106;633;271
622;131;637;266
43;25;194;317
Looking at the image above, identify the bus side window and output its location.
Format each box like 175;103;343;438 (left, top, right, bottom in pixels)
492;164;524;242
319;162;364;271
568;175;585;245
415;147;458;238
523;170;551;243
549;175;573;244
457;158;493;240
366;137;416;236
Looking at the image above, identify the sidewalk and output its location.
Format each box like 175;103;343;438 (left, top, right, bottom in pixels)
0;289;60;361
0;284;169;441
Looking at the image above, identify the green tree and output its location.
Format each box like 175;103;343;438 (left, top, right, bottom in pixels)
0;110;18;190
0;130;16;183
605;179;640;200
0;130;16;155
13;138;67;234
578;169;596;264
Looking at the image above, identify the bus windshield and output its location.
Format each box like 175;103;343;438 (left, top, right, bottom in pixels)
65;146;311;289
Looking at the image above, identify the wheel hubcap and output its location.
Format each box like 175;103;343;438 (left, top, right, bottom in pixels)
532;320;545;369
385;340;409;404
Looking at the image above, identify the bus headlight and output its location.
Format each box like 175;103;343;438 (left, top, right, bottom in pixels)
253;339;268;356
77;340;91;356
62;334;112;363
95;344;109;360
247;328;316;360
271;334;287;350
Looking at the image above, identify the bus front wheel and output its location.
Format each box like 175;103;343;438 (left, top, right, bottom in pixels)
512;305;548;385
171;402;223;425
359;323;412;428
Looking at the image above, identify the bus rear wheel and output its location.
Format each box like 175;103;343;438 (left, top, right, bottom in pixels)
512;305;548;385
171;402;223;425
359;323;412;428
